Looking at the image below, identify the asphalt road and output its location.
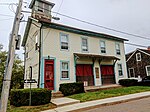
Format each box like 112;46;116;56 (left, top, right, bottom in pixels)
83;97;150;112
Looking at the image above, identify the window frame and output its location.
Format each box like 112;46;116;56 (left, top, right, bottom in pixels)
81;37;89;52
60;33;69;51
129;68;135;77
60;61;70;80
146;65;150;76
136;53;141;61
115;43;121;55
35;33;38;51
118;63;123;77
100;40;106;54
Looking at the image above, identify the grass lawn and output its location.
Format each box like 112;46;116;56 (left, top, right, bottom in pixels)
7;103;56;112
68;86;150;102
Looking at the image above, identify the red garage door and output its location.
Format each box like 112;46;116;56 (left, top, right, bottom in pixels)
76;64;94;86
101;65;115;85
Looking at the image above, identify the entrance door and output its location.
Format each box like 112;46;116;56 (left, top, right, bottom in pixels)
76;64;94;86
129;68;135;77
101;65;115;85
44;59;54;90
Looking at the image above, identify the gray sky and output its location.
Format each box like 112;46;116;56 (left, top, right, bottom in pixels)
0;0;150;59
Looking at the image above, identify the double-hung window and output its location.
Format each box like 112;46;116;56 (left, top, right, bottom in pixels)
61;61;69;79
136;53;141;61
60;33;69;50
118;64;123;77
116;43;121;55
100;41;106;53
82;38;88;52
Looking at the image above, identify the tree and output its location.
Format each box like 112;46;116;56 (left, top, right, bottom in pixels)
0;45;24;93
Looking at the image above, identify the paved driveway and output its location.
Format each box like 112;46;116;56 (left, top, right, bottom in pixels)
84;97;150;112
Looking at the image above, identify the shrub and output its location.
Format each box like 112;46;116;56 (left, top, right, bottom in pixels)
10;88;51;107
137;81;150;86
59;82;84;96
118;79;138;87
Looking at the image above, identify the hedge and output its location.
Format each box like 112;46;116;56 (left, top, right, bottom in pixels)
59;82;84;96
10;88;51;107
118;79;138;87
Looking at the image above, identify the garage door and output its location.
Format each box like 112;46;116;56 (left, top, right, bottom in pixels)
76;64;94;86
101;65;115;85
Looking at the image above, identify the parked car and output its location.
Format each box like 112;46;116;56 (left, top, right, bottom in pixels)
138;76;150;86
142;76;150;82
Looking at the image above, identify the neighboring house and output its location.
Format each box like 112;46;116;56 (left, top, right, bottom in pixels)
22;0;128;92
126;48;150;78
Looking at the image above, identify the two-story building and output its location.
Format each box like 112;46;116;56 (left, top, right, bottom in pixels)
22;0;128;92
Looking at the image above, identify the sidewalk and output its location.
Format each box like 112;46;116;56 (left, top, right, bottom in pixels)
42;91;150;112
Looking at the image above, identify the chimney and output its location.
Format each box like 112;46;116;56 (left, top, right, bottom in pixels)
29;0;55;21
147;46;150;50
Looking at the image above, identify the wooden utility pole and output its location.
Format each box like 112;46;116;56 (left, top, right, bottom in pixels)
0;0;23;112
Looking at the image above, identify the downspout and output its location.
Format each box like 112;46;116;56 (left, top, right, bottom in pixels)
38;23;43;88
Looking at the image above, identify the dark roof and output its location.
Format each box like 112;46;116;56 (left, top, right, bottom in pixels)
22;17;128;46
139;49;150;54
29;0;55;9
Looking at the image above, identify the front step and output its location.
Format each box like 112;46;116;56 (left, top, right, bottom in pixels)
51;97;80;107
52;91;64;99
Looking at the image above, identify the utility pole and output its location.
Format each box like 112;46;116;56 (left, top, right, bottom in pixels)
0;0;23;112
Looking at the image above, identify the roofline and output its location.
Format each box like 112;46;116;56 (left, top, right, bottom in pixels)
22;18;128;47
29;0;55;9
41;21;128;42
126;48;150;62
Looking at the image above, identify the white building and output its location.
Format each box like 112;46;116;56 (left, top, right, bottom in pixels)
22;0;128;92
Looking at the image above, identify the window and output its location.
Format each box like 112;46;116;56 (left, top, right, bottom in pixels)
35;34;38;51
60;33;69;50
136;53;141;61
37;2;50;15
100;41;106;53
82;38;88;52
118;64;123;76
116;43;121;55
146;66;150;76
61;61;69;79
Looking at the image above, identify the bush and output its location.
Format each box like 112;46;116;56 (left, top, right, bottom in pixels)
59;82;84;96
137;81;150;86
10;88;51;107
118;79;138;87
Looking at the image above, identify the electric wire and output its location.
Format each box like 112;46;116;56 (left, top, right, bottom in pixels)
22;5;150;41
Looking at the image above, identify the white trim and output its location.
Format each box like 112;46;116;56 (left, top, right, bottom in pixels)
146;65;150;76
136;53;141;61
126;49;150;62
129;68;135;77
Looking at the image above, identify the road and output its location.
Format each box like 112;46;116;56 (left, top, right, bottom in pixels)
83;97;150;112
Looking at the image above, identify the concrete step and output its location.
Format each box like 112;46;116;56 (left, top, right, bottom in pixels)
51;97;80;107
52;91;64;98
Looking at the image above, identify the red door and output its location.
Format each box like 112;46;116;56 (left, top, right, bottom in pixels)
44;59;54;90
101;65;115;85
76;64;94;86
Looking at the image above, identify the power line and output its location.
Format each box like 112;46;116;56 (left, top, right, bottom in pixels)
22;5;150;41
0;3;17;5
0;18;14;21
55;0;64;17
125;42;148;48
0;14;14;17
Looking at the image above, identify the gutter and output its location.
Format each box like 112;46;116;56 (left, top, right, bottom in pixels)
38;23;43;88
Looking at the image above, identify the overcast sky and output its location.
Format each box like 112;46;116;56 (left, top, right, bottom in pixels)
0;0;150;59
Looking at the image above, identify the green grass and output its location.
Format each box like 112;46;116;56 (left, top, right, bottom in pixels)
68;86;150;102
7;103;56;112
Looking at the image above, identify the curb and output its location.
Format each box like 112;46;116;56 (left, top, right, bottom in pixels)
70;95;150;112
42;92;150;112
